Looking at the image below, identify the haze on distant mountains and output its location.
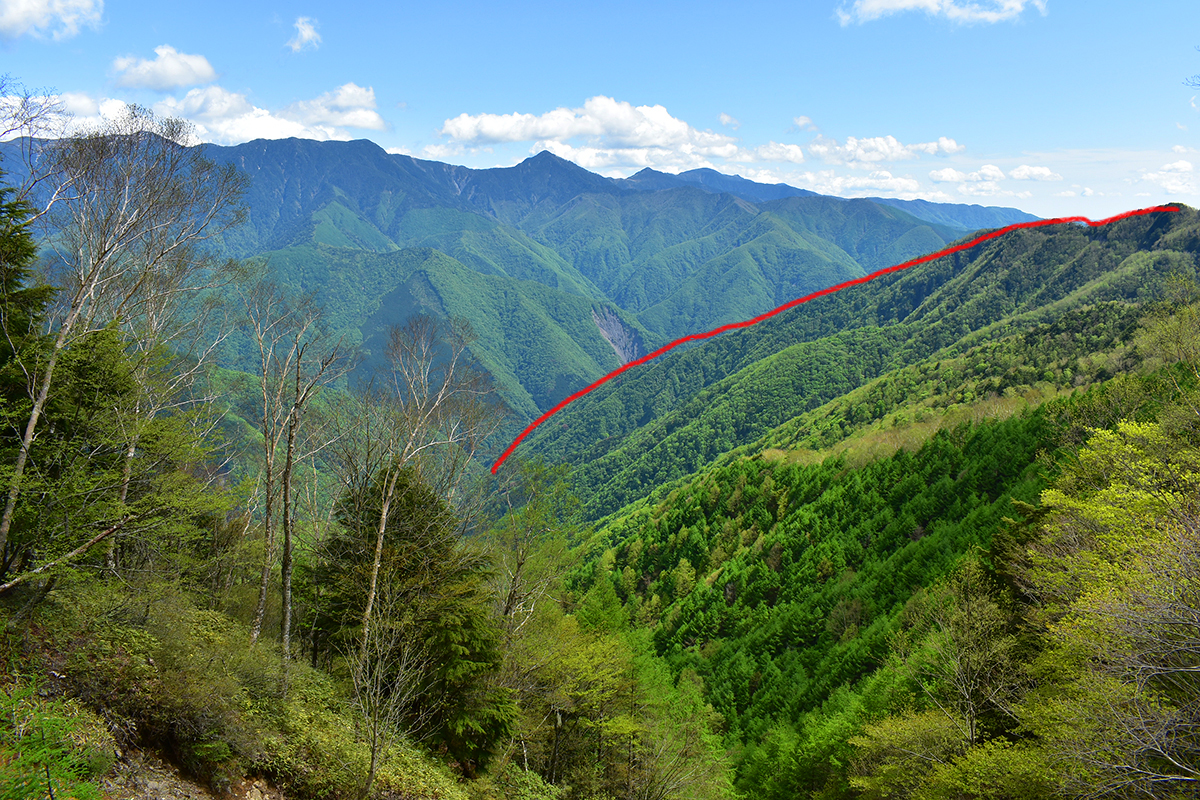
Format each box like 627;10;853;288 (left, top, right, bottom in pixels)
6;2;1200;799
4;0;1197;219
176;137;1030;422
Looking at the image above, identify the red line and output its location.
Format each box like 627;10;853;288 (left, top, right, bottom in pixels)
491;204;1181;474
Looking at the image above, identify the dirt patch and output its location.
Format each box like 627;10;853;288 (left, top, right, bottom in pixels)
101;749;286;800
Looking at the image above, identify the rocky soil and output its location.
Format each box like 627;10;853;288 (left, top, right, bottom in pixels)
100;750;286;800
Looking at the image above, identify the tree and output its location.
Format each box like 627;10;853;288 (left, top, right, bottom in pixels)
1018;421;1200;798
0;74;68;207
0;106;245;576
328;314;504;648
488;459;577;647
237;276;350;651
312;466;512;775
849;555;1028;799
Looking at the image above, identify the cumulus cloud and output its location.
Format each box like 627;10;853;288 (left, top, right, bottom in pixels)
719;112;740;129
438;96;743;172
929;164;1004;182
1142;160;1194;195
783;167;958;200
443;96;737;154
837;0;1046;25
113;45;217;91
956;181;1030;198
1009;164;1062;181
154;83;383;144
808;134;963;167
753;142;805;163
792;115;817;131
281;83;385;130
924;162;1035;197
0;0;101;39
973;164;1005;181
929;167;967;182
58;91;100;117
287;16;321;52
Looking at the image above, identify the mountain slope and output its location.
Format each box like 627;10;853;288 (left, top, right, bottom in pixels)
242;244;652;418
525;205;1198;518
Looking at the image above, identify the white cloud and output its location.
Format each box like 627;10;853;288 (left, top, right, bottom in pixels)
154;84;380;144
12;93;131;136
1142;160;1194;195
784;167;954;200
287;16;321;52
422;143;466;160
1174;145;1193;153
1009;164;1062;181
792;115;817;131
929;167;967;182
0;0;101;39
753;141;805;163
58;91;99;116
1055;190;1076;197
441;96;738;156
281;83;386;130
113;45;217;91
438;96;743;173
956;180;1030;199
385;146;411;156
971;164;1004;181
719;112;740;129
837;0;1046;25
807;134;963;167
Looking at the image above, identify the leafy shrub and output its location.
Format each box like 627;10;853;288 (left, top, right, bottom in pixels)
0;678;109;800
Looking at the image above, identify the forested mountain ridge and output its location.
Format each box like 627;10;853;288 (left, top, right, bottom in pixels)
190;137;996;422
3;135;1032;425
563;291;1200;799
526;205;1197;519
11;116;1200;800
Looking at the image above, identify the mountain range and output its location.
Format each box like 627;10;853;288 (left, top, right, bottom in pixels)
1;135;1038;422
189;138;1035;419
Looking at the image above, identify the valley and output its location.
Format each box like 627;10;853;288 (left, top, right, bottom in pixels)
4;131;1200;800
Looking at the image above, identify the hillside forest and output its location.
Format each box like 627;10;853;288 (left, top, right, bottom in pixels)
3;106;1200;800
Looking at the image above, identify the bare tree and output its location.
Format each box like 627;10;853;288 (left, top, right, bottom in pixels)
0;105;246;575
0;74;69;206
893;556;1022;749
330;314;504;648
346;577;437;800
239;277;351;650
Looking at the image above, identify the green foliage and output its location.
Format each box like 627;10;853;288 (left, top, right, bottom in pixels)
582;409;1053;753
312;466;513;769
530;206;1200;520
11;573;470;800
0;679;105;800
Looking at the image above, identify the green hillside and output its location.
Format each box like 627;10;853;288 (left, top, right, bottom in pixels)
560;289;1200;798
243;244;652;419
9;129;1200;800
204;140;982;420
527;206;1198;518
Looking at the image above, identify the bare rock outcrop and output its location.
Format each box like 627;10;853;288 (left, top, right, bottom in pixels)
592;306;644;364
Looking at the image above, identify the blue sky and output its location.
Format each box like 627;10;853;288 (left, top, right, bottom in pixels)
2;0;1198;217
